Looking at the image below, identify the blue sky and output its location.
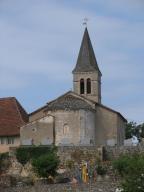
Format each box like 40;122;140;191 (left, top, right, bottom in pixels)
0;0;144;123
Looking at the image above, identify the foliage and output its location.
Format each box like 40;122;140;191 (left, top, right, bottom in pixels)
32;152;60;178
0;152;10;173
16;147;30;165
125;121;137;139
125;121;144;140
16;146;57;165
113;154;144;192
96;163;107;176
113;155;131;176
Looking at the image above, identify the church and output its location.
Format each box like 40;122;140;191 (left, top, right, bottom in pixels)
21;28;126;147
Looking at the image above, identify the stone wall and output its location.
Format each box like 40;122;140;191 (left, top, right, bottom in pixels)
20;115;54;146
95;106;117;146
57;146;103;163
104;145;144;160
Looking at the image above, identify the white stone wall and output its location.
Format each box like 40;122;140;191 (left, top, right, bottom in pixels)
20;116;54;146
47;109;96;146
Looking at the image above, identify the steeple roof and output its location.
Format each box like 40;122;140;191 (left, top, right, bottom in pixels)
73;27;101;74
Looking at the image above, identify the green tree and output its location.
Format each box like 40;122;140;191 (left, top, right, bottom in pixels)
138;123;144;138
125;121;137;139
125;121;144;140
32;152;59;178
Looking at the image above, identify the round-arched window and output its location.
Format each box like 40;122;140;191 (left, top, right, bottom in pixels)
87;78;91;94
63;124;69;135
80;79;84;94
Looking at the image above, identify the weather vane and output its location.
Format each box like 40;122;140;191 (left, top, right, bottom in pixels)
83;18;88;26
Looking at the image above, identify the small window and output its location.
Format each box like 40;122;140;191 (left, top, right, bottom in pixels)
80;79;84;94
0;137;5;145
6;137;14;145
87;78;91;94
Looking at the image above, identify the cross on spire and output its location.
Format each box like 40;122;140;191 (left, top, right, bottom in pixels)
83;18;88;27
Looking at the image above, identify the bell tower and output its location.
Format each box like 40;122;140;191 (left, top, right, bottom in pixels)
72;28;102;103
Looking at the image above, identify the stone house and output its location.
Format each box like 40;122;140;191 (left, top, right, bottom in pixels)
0;97;28;152
21;27;127;147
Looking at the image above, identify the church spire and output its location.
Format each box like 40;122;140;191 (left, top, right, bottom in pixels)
72;27;101;74
72;27;102;103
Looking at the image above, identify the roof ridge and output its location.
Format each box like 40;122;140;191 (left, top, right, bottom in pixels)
0;97;15;101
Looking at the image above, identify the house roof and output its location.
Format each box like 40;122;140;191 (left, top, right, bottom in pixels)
72;27;101;74
0;97;28;136
45;91;95;112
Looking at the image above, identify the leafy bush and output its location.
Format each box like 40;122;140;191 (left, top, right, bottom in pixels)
96;163;107;176
16;146;57;165
16;148;30;165
113;155;130;176
32;153;60;178
16;146;59;178
113;154;144;192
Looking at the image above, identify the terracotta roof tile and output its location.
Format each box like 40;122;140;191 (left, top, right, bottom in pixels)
0;97;28;136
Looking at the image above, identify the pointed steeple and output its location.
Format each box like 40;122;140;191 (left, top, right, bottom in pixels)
73;27;101;74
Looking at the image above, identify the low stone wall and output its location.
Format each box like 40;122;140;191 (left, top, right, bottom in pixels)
57;146;103;163
104;145;144;160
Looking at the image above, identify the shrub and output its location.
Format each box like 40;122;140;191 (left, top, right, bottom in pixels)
16;148;30;165
113;155;130;176
16;146;60;178
96;163;107;176
16;146;57;165
113;154;144;192
32;153;60;178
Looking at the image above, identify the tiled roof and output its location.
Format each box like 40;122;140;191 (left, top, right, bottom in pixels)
0;97;28;136
46;91;95;111
72;27;101;74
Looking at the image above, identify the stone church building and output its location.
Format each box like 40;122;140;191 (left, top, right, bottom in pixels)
21;28;126;147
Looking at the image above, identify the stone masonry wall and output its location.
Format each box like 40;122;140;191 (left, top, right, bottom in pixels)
104;145;144;160
57;146;103;163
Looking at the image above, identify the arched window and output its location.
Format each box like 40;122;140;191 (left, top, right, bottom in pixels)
63;124;69;135
80;79;84;94
87;78;91;94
